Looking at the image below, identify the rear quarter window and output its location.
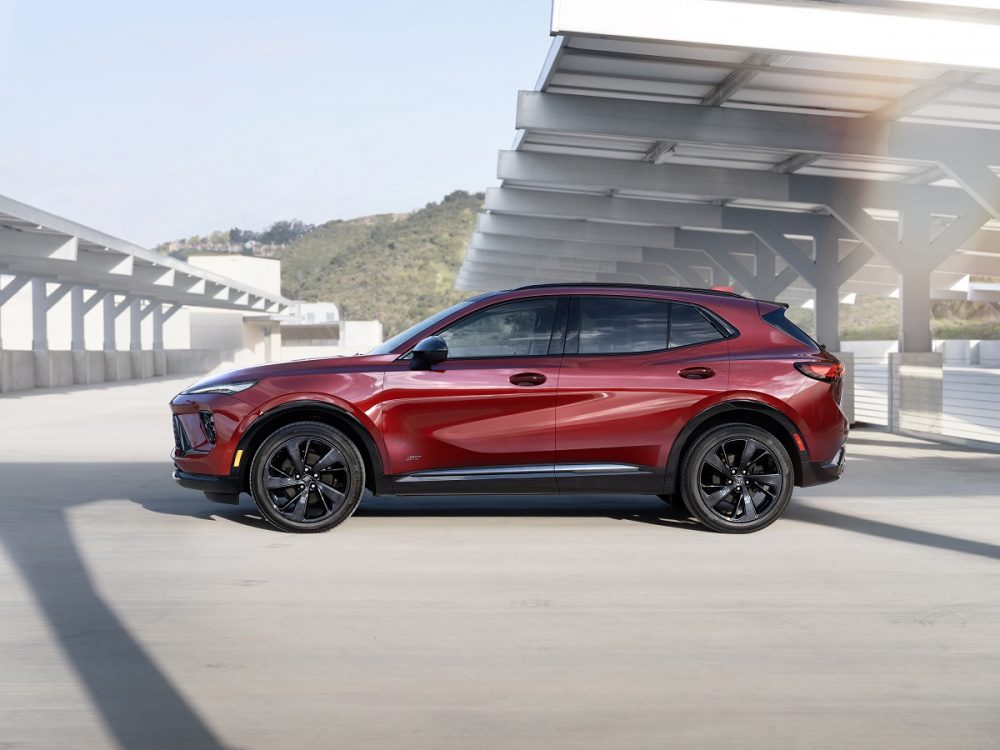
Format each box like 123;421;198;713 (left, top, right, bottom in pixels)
761;307;818;348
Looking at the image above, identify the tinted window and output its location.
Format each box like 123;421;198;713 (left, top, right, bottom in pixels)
669;303;725;348
762;308;818;348
579;297;670;354
369;294;491;354
438;298;558;358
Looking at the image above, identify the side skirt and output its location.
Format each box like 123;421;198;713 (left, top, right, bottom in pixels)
389;463;662;496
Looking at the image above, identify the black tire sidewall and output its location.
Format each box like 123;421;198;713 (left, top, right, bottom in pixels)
680;424;793;533
249;421;365;533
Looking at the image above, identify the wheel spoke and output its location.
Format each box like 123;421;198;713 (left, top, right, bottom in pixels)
704;485;735;507
738;439;765;472
740;489;758;521
704;450;733;478
316;481;345;508
265;475;300;490
312;447;345;473
749;473;781;494
282;439;306;475
290;488;310;521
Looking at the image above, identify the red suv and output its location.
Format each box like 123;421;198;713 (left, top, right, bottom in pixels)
171;284;847;533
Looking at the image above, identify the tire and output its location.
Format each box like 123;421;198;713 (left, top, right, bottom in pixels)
249;421;365;533
679;424;793;533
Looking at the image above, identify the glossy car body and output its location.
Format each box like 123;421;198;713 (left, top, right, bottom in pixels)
171;284;847;529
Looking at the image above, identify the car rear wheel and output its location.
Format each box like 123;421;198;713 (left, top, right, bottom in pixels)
679;424;793;533
249;421;365;533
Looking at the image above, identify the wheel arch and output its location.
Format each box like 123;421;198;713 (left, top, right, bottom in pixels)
664;400;805;493
233;401;388;495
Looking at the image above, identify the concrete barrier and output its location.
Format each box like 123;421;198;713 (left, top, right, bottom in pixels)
889;352;943;438
0;350;36;393
1;347;246;395
977;340;1000;367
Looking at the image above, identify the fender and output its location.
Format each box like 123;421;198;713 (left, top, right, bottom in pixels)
663;399;806;492
232;399;390;495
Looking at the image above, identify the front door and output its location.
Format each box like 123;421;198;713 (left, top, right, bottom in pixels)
381;296;567;493
555;295;731;493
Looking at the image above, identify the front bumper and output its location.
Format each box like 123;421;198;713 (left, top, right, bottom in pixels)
173;469;241;503
799;446;846;487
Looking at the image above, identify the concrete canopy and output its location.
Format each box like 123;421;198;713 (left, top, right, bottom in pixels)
460;0;1000;350
0;194;293;313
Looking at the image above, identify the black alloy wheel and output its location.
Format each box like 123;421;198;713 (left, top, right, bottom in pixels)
680;424;793;533
250;421;365;533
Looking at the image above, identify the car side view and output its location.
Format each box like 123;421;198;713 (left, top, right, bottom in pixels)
170;284;847;533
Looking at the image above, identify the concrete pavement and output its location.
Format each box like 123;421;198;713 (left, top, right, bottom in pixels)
1;377;998;749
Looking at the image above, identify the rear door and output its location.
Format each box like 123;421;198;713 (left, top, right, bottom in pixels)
554;295;731;493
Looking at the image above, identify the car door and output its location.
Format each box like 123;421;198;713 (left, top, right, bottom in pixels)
554;295;731;493
381;296;567;493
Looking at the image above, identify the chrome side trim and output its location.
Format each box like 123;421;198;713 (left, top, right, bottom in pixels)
395;462;646;483
554;463;644;475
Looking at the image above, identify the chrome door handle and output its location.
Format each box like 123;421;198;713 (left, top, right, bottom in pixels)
678;366;715;380
510;372;547;386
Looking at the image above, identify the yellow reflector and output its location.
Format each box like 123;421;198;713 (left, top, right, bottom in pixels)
233;449;244;468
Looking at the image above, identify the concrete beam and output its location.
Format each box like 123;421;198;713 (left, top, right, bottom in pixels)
499;151;972;216
516;91;1000;215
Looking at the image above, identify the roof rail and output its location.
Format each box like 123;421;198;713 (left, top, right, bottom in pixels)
513;282;746;299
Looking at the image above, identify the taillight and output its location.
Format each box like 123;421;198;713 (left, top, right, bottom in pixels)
795;362;844;382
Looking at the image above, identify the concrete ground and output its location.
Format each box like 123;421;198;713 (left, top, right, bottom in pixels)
0;377;998;750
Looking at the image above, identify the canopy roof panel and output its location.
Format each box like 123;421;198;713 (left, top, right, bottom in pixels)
460;0;1000;303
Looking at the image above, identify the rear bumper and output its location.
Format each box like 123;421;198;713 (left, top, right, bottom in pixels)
799;446;846;487
173;469;240;501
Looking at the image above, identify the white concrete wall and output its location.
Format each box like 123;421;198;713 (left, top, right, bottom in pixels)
186;255;281;295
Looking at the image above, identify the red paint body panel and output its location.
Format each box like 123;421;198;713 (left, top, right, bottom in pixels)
169;286;848;494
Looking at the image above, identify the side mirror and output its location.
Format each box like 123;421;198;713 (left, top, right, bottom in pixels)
410;335;448;370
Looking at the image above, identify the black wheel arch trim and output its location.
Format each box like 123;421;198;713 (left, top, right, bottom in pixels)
664;400;806;493
232;400;389;495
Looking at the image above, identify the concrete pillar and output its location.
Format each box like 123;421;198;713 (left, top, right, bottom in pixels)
899;263;933;354
31;279;48;351
152;304;166;375
103;295;117;352
70;286;86;351
897;207;934;353
129;298;142;352
813;225;840;351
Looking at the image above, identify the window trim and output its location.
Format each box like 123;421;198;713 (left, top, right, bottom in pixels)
396;296;569;363
564;295;739;358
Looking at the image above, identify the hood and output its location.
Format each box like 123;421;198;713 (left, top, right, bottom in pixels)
181;353;394;393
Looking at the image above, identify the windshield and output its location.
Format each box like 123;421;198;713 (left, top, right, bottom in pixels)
367;294;494;355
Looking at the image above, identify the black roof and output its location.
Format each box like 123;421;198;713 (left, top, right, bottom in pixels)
513;282;746;299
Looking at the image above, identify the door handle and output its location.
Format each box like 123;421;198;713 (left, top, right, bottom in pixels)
678;366;715;380
510;372;547;386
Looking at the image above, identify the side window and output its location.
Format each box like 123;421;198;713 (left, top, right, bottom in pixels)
438;298;559;358
669;303;725;349
578;297;670;354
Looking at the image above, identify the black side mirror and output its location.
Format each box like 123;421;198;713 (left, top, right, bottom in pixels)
410;335;448;370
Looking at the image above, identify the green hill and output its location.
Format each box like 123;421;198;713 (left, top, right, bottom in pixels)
280;190;483;336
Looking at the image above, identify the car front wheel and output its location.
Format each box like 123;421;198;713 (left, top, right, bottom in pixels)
679;424;793;533
249;421;365;533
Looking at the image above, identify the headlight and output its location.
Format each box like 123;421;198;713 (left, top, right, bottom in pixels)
182;380;257;396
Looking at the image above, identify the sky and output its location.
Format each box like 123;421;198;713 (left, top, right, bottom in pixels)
0;0;552;245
